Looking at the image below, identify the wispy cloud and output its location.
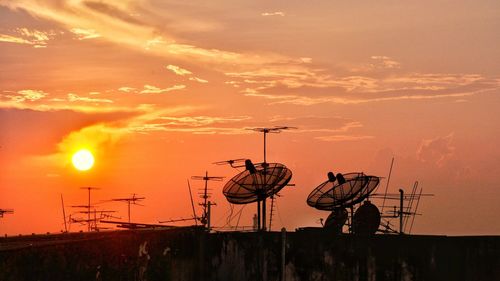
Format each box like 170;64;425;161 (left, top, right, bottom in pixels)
2;89;48;103
165;65;192;76
417;133;455;167
261;12;285;17
0;28;55;48
118;87;136;93
139;84;186;94
70;28;101;40
67;93;113;103
189;77;208;83
315;135;374;142
370;56;400;69
245;91;480;106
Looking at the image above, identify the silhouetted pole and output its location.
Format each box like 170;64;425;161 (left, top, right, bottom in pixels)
187;180;198;226
204;171;208;221
381;157;394;213
257;200;261;231
207;201;212;230
60;194;68;233
399;189;404;234
128;201;131;223
88;188;91;231
262;130;267;231
281;228;286;281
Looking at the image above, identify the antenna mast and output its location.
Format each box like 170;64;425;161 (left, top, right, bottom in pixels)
191;171;223;230
80;187;100;232
110;194;145;223
249;126;295;231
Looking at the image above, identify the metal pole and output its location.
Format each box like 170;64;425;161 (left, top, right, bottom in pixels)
257;200;261;231
204;171;208;223
187;180;198;225
128;201;131;223
409;188;423;234
207;201;211;231
88;188;91;232
61;194;68;233
262;131;267;231
262;197;266;231
381;157;394;212
399;189;404;234
263;131;267;163
281;228;286;281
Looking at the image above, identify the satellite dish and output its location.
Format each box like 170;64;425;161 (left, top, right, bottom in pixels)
307;172;373;210
223;160;292;204
324;207;348;234
352;201;381;235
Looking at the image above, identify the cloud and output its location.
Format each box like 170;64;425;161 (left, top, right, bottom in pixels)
0;108;139;157
70;28;101;40
417;133;455;167
158;115;251;127
127;113;254;135
261;12;285;17
139;84;186;94
370;56;401;69
0;28;55;48
67;93;113;103
165;65;192;76
314;135;374;142
0;34;33;45
245;91;479;106
189;77;208;83
118;87;136;93
2;89;48;103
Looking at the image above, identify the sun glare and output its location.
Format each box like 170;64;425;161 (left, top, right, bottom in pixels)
72;149;95;171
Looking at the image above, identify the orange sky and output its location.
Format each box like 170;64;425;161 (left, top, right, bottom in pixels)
1;1;499;235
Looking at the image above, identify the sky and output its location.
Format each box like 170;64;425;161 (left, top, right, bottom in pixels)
0;0;499;235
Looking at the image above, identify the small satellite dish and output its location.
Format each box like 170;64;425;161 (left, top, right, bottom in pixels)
352;201;381;235
223;160;292;204
324;207;348;234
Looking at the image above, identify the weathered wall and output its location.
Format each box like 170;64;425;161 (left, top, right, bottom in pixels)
1;227;499;281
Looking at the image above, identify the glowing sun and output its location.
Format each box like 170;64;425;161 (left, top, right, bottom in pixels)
72;149;94;171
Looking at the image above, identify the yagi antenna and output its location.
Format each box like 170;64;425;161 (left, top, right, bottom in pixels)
246;126;297;164
0;208;14;218
80;187;100;232
191;171;223;230
110;194;145;223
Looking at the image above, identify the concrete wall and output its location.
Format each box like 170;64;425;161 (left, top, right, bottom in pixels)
1;227;499;281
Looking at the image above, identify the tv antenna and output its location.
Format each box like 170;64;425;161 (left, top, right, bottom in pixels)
0;209;14;218
79;187;100;232
371;181;433;234
191;171;223;230
247;126;296;164
247;126;296;231
110;194;145;223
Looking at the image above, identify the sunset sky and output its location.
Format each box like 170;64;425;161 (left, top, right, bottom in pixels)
1;1;499;235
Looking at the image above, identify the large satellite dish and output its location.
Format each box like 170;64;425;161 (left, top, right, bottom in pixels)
307;171;381;234
223;160;292;204
220;126;296;231
307;172;379;210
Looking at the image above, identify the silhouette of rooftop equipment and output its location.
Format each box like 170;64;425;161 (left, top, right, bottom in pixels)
190;171;223;230
109;194;145;223
307;171;381;235
0;209;14;218
220;126;296;231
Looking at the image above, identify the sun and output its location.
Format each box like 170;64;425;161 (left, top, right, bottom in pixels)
72;149;95;171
